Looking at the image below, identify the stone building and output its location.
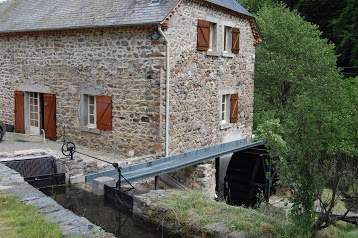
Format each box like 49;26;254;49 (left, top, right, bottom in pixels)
0;0;261;197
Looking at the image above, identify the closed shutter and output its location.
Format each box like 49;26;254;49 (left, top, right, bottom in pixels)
232;28;240;54
230;93;239;123
14;91;25;133
96;96;112;131
43;93;57;141
197;19;210;51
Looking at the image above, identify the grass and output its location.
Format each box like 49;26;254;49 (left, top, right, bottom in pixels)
155;190;307;238
154;190;358;238
317;221;358;238
0;192;63;238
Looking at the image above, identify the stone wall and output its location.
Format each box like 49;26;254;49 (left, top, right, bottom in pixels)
0;27;166;157
172;161;216;197
166;0;255;154
162;0;256;197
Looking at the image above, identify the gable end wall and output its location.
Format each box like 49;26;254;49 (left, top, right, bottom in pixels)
161;1;256;197
166;0;255;155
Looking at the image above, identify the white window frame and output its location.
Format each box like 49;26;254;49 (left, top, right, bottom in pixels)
79;88;103;134
87;95;96;128
221;94;231;125
222;22;236;58
224;26;232;53
209;22;218;52
219;89;236;130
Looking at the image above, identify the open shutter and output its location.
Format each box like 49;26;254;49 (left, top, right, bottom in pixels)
96;96;112;131
230;93;239;123
43;93;57;141
197;19;210;51
14;91;25;133
232;28;240;54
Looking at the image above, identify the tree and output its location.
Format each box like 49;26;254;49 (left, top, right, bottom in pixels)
251;3;357;235
282;0;346;38
281;76;357;232
238;0;278;13
331;0;358;67
241;0;357;69
281;0;357;69
257;83;357;233
253;3;338;121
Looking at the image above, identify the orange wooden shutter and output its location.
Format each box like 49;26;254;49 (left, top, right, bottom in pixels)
96;96;112;131
14;91;25;133
197;19;210;51
43;93;57;141
232;28;240;54
230;93;239;123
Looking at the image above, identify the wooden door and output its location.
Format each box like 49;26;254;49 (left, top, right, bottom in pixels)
43;93;56;141
14;91;25;133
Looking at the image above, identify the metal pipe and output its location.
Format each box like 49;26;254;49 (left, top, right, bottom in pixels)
41;129;46;144
157;25;170;157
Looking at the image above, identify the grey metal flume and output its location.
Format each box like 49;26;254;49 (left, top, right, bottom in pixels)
85;139;264;184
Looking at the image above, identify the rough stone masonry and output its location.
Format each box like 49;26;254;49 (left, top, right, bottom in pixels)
0;0;257;198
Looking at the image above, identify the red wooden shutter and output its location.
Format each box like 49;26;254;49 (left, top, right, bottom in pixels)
96;96;112;131
43;93;57;141
230;93;239;123
197;19;210;51
14;91;25;133
232;28;240;54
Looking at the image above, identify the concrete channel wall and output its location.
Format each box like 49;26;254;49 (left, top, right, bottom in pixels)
0;163;114;237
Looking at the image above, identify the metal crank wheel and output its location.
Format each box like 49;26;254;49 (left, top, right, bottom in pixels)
61;142;76;157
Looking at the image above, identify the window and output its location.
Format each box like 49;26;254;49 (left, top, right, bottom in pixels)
221;94;230;124
87;95;96;127
209;22;218;51
224;26;232;53
81;94;112;131
220;93;239;125
198;19;240;56
223;26;240;56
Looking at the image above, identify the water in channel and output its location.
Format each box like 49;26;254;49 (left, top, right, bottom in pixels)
40;184;162;238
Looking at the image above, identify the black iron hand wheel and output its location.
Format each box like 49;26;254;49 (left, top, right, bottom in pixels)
61;142;76;157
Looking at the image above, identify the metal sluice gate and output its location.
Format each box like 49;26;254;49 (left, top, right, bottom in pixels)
61;142;135;213
0;155;66;188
